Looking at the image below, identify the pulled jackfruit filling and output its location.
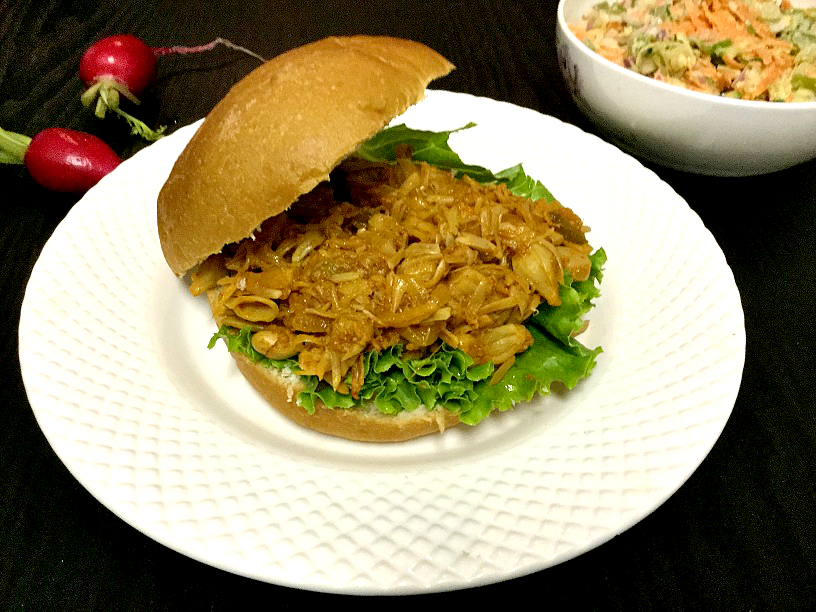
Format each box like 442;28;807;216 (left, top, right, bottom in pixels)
190;149;593;399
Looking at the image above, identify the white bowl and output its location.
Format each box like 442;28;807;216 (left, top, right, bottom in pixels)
556;0;816;176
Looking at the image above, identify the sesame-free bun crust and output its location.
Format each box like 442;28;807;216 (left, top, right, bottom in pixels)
231;353;461;442
157;35;454;277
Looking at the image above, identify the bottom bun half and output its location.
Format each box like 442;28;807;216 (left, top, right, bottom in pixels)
230;352;461;442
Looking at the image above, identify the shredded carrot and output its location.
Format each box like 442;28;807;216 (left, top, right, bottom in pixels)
747;62;786;100
684;0;705;32
598;46;627;64
665;0;795;98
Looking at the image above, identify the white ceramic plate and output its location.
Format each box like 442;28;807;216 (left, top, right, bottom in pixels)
19;90;745;594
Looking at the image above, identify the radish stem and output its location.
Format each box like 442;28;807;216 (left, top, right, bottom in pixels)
0;127;31;164
151;37;266;62
81;79;165;141
111;105;167;140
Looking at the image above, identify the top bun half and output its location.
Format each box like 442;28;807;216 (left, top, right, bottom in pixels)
157;35;455;277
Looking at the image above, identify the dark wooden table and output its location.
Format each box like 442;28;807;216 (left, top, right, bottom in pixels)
3;0;814;609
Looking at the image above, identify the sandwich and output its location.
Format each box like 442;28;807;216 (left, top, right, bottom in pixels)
157;35;605;442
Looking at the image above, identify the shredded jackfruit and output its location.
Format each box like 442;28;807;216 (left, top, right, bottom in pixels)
190;150;593;397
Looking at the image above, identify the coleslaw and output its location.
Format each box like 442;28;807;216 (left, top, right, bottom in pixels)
569;0;816;101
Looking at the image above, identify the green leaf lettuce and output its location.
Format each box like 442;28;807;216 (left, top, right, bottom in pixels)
208;125;605;426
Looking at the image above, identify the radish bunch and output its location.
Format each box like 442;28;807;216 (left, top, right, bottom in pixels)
79;34;264;141
1;34;264;194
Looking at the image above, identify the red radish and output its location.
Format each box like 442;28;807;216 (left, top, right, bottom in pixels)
79;34;265;141
80;34;158;99
0;126;120;193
